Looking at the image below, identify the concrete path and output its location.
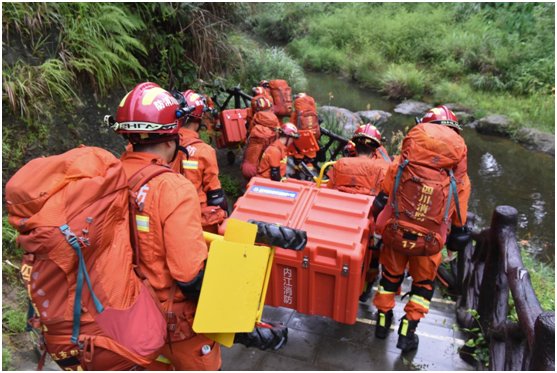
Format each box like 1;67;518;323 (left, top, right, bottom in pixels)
17;280;473;371
222;280;474;371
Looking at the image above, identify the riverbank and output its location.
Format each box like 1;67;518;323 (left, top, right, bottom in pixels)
251;3;555;137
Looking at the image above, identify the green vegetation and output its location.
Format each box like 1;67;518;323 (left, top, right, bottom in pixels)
2;346;12;371
2;3;146;118
220;174;243;199
2;3;308;180
252;3;555;134
517;249;555;313
2;308;27;335
227;33;307;92
2;216;20;258
459;309;489;368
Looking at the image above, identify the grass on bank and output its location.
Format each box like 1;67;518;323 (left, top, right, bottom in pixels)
253;2;555;134
2;346;12;371
227;33;307;93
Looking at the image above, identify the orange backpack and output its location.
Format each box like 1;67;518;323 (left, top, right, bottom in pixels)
330;156;390;196
5;146;167;370
241;125;277;180
269;80;293;117
380;123;465;256
292;95;320;140
248;110;281;133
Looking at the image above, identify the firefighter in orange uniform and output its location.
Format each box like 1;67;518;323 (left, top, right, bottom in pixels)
289;93;321;169
171;90;227;234
327;124;391;302
371;106;471;352
257;122;300;181
246;86;274;130
241;97;282;180
112;82;222;370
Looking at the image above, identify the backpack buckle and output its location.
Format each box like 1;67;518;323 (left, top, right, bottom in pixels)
166;312;177;332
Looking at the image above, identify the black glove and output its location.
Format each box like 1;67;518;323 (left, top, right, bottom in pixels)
371;191;388;221
207;188;228;213
176;269;205;301
270;167;281;182
446;225;471;252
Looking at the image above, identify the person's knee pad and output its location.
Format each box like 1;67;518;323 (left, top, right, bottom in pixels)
410;284;434;302
379;269;404;292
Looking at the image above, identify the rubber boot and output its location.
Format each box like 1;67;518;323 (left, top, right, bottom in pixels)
396;317;419;352
374;310;393;339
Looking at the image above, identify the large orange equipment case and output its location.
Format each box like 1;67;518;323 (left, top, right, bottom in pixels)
217;109;248;148
221;177;374;324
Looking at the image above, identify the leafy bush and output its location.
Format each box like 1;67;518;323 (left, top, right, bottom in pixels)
2;3;146;119
229;33;307;92
251;3;313;43
2;59;77;119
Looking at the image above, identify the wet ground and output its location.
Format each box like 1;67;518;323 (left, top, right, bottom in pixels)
20;277;472;371
220;275;472;371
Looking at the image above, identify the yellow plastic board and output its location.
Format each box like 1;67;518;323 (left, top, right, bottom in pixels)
204;332;236;348
193;219;271;334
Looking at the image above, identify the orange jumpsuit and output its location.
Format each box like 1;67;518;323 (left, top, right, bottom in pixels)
171;128;225;232
257;139;288;181
121;151;221;371
373;124;470;321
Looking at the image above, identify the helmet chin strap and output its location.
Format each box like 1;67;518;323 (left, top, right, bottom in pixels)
170;137;180;163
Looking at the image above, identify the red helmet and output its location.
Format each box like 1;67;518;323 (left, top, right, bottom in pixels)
419;105;461;131
182;89;206;120
111;82;183;144
342;141;357;157
254;96;273;112
352;123;382;147
294;92;307;99
279;122;300;138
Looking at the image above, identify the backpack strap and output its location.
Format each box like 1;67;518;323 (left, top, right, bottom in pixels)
128;164;174;276
128;163;180;343
59;224;104;345
445;169;463;225
377;148;391;163
392;159;410;219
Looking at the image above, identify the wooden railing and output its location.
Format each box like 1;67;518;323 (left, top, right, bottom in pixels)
454;206;554;370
